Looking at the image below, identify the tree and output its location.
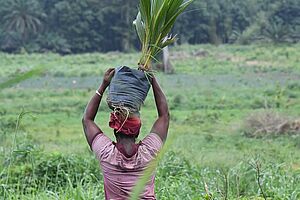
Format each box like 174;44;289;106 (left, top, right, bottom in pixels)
262;16;290;43
0;0;46;47
1;0;300;53
173;0;210;44
48;0;102;52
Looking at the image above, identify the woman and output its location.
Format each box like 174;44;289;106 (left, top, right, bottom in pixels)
82;68;169;199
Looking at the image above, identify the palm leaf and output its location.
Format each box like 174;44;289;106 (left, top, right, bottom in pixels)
134;0;193;70
161;0;193;37
140;0;151;24
160;35;177;49
134;12;145;43
166;0;184;22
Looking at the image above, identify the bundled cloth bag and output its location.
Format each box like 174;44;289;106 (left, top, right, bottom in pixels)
107;66;151;116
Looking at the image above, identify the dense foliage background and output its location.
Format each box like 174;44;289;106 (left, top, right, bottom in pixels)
0;0;299;53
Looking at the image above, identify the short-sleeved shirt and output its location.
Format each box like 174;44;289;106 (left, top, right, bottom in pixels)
92;133;163;200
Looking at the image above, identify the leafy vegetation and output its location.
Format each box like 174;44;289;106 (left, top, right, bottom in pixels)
1;44;300;199
0;0;299;53
134;0;193;70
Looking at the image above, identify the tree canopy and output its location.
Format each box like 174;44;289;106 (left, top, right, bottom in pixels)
0;0;299;53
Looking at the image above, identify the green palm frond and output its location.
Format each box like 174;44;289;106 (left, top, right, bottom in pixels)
134;0;193;71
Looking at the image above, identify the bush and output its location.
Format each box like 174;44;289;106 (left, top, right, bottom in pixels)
1;145;101;195
242;110;300;138
1;148;300;199
37;33;71;54
157;152;300;199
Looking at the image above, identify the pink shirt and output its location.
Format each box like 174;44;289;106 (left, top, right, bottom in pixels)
92;133;163;200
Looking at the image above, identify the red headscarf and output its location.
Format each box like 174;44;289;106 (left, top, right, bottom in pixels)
109;112;141;136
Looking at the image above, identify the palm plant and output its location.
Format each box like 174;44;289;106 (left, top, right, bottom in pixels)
262;18;290;43
134;0;193;71
1;0;46;43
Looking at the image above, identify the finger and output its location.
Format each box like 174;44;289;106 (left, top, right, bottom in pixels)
109;70;115;77
109;68;115;74
107;68;114;73
104;68;113;75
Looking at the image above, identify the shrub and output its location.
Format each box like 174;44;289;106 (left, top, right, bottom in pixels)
242;110;300;138
1;145;101;195
2;148;300;199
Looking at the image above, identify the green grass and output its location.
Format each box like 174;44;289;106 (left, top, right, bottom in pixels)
1;44;300;199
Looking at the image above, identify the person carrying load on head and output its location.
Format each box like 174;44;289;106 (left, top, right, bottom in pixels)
82;68;169;200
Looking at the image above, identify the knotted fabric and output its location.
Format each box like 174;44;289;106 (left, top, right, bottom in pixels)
109;112;141;136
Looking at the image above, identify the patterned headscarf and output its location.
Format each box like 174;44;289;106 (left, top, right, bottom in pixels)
109;112;141;137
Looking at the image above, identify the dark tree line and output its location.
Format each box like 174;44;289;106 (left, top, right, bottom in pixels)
0;0;299;54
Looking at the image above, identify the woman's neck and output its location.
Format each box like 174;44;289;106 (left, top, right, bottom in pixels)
115;137;138;157
116;136;136;145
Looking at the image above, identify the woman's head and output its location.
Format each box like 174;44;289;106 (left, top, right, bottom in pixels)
109;111;141;137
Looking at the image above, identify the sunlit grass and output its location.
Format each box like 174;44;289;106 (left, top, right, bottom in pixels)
1;44;300;199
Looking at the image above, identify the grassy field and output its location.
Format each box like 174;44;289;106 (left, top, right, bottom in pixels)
1;44;300;199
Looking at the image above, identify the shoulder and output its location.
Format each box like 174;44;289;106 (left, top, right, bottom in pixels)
142;133;163;147
92;133;114;160
139;133;163;157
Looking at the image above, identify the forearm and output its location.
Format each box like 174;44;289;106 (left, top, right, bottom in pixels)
82;68;115;148
83;84;107;121
150;77;169;142
152;78;169;117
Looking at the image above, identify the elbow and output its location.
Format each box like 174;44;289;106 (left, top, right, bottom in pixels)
82;111;93;123
82;116;89;126
82;117;92;130
161;111;170;122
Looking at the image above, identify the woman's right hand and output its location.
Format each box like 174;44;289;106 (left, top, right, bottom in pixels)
102;68;115;88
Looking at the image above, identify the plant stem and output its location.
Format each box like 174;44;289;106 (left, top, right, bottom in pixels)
144;33;163;69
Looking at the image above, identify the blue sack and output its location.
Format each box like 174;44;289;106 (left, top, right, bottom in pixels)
107;66;151;114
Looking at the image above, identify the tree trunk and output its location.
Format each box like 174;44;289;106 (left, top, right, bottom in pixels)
163;46;174;74
121;1;134;52
209;17;220;45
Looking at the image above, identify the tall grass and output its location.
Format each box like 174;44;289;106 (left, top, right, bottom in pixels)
0;66;44;90
1;45;300;199
1;145;300;199
2;109;299;199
